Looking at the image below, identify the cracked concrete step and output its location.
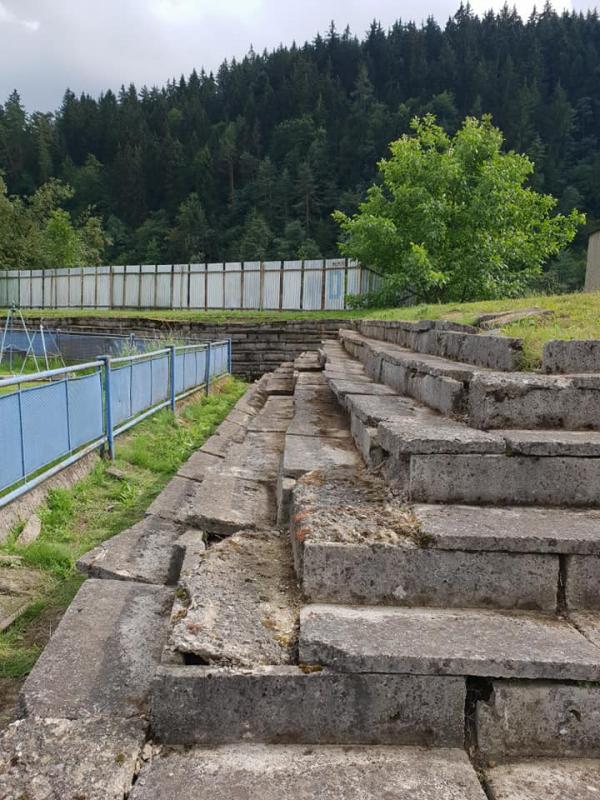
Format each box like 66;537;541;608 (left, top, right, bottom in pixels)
299;605;600;681
77;515;184;584
130;744;487;800
0;716;147;800
485;759;600;800
18;578;172;718
294;351;322;371
177;448;221;482
287;383;352;439
414;504;600;554
290;471;558;610
168;529;300;667
476;679;600;760
151;664;465;745
248;396;294;432
281;434;360;480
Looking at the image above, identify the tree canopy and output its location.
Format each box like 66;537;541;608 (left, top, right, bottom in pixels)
335;115;584;302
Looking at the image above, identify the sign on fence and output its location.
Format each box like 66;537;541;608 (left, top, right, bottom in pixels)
0;259;381;311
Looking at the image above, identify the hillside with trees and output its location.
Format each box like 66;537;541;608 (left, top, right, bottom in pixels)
0;5;598;290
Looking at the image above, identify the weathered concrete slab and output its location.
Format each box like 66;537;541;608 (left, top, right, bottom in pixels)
130;744;486;800
328;378;397;402
302;541;557;610
177;448;221;482
431;330;524;371
146;475;201;520
263;372;295;395
485;759;600;800
0;716;146;800
469;372;600;431
299;605;600;680
414;504;600;555
18;579;172;718
409;454;600;506
201;431;239;458
379;416;505;456
0;565;46;630
151;665;466;746
224;431;285;481
290;468;420;574
569;611;600;648
282;434;360;479
294;351;322;370
248;396;294;432
295;371;327;386
543;339;600;374
169;530;300;667
77;515;183;584
477;680;600;760
350;414;385;467
566;556;600;609
502;429;600;457
176;472;277;534
213;418;247;443
288;384;351;439
347;394;421;426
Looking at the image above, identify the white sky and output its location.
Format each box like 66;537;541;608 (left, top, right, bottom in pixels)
0;0;592;111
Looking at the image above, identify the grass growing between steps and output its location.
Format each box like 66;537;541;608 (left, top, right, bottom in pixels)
0;376;246;725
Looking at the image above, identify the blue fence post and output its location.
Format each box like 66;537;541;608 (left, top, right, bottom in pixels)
205;342;212;395
227;338;232;375
101;356;115;460
169;345;177;412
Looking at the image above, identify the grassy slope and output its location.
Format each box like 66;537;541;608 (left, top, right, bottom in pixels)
9;291;600;367
0;377;246;723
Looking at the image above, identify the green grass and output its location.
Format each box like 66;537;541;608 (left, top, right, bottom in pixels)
0;377;246;681
12;307;365;323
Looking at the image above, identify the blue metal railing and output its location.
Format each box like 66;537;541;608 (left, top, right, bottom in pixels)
0;338;232;508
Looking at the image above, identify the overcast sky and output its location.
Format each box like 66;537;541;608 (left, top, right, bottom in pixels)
0;0;594;112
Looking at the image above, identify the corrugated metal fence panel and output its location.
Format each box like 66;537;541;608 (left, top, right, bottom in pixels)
263;261;282;309
302;260;324;310
112;266;125;307
207;263;224;308
31;270;44;307
189;264;206;309
347;261;361;296
0;393;24;490
156;265;172;308
325;258;346;310
173;264;188;309
224;263;241;309
82;267;97;306
282;261;302;309
242;263;260;309
125;265;140;307
21;381;70;474
67;371;104;449
140;265;156;307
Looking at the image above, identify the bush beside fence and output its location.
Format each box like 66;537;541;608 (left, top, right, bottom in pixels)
0;339;231;508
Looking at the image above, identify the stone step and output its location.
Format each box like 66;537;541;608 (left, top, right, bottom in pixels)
166;529;300;668
18;578;172;719
299;605;600;681
151;664;465;746
77;515;184;585
129;744;486;800
0;716;147;800
484;759;600;800
290;471;559;611
338;329;600;430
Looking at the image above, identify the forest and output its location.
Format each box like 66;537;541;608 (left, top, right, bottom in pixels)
0;5;598;290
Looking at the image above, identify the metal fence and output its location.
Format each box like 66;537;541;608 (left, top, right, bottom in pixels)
0;339;231;508
0;259;382;311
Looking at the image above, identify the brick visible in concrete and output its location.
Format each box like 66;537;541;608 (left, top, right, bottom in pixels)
130;744;486;800
0;716;146;800
543;339;600;374
169;530;300;667
150;665;466;746
18;579;172;718
477;680;600;760
299;605;600;680
410;454;600;506
414;504;600;555
77;515;183;584
485;759;600;800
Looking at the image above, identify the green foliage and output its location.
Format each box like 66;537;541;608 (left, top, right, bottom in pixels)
336;115;584;302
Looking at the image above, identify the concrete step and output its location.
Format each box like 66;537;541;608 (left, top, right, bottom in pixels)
167;529;300;668
151;664;465;746
484;759;600;800
77;515;183;585
0;716;147;800
290;470;559;611
18;578;172;719
130;744;487;800
339;329;600;430
299;604;600;681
